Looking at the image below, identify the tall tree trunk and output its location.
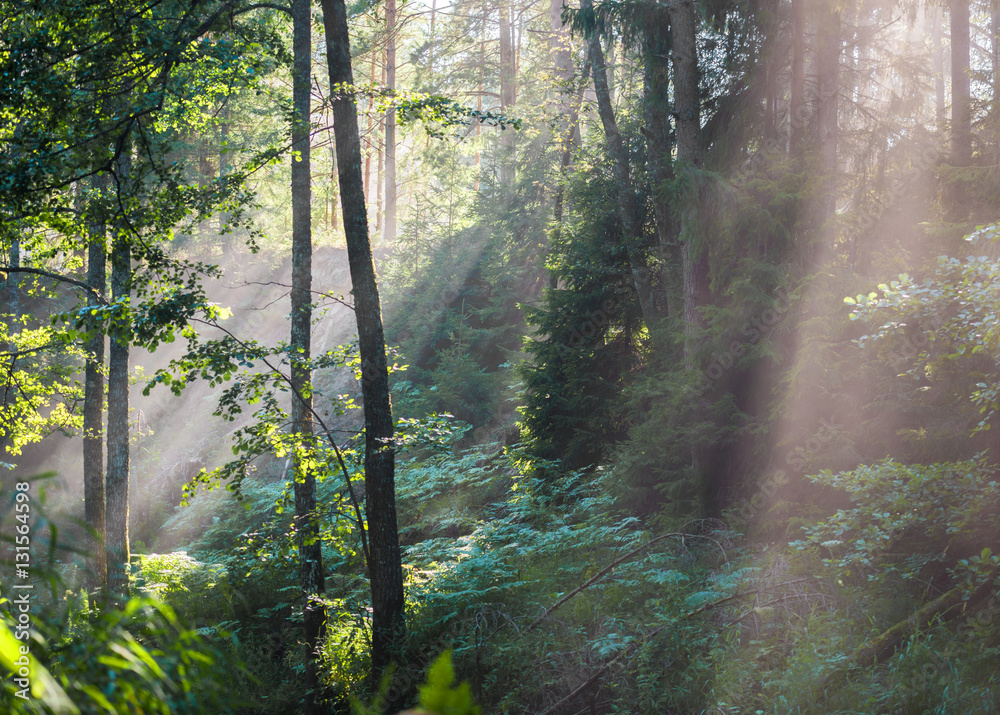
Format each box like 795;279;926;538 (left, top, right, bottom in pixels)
580;0;655;323
6;234;19;346
84;173;108;598
816;0;841;241
106;149;131;601
789;0;805;157
291;0;326;709
991;0;1000;163
815;0;839;250
376;60;385;240
644;22;674;256
319;0;404;678
219;102;230;235
364;51;377;205
644;22;674;317
550;0;573;145
549;0;576;252
384;0;397;243
499;0;516;181
948;0;971;218
550;0;572;102
934;4;945;133
475;0;486;191
668;0;707;357
550;57;590;289
429;0;437;70
951;0;972;166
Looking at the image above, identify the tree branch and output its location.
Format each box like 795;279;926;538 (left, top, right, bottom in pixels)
0;266;107;304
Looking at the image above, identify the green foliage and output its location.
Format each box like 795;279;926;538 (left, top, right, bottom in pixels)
849;224;1000;439
518;136;646;469
791;457;1000;587
416;651;480;715
0;595;240;714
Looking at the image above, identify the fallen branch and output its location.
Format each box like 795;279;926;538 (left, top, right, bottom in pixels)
527;531;721;632
821;572;997;694
537;624;667;715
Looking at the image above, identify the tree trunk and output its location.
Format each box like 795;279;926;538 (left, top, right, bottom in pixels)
376;60;385;240
815;0;839;250
789;0;805;157
580;0;655;323
550;0;572;106
106;151;131;602
364;51;377;205
319;0;405;678
291;1;326;709
384;0;397;243
5;235;19;343
84;173;108;599
219;102;230;236
934;4;945;133
475;0;486;191
498;0;516;181
951;0;972;168
991;0;1000;164
644;22;674;257
549;0;576;254
669;0;707;358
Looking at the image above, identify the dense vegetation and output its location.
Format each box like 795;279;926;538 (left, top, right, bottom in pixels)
2;0;1000;712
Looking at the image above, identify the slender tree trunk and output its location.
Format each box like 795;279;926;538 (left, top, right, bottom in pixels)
549;0;575;243
84;173;108;598
384;0;397;243
376;60;385;240
319;0;404;678
951;0;972;167
946;0;971;219
815;0;839;248
934;5;945;133
580;0;655;323
644;24;674;317
550;0;572;100
991;0;1000;163
549;0;575;166
475;1;485;191
550;58;590;289
668;0;706;357
429;0;437;70
993;0;999;101
761;0;779;143
291;1;326;709
499;0;516;181
106;150;131;601
789;0;805;157
644;23;674;256
6;234;19;346
364;52;377;205
219;102;230;235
